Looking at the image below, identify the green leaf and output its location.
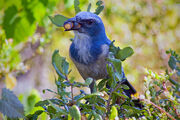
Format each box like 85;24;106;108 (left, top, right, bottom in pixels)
87;3;91;12
110;106;118;120
26;110;44;120
109;40;120;55
115;72;123;82
3;5;20;39
35;99;64;107
108;58;122;74
85;78;93;85
113;92;129;99
74;0;81;14
49;14;69;27
78;92;104;101
98;79;107;91
94;104;106;112
47;106;56;114
0;88;24;118
168;56;177;70
73;94;85;101
30;2;46;22
121;84;130;90
52;50;69;79
69;77;75;84
106;64;114;78
92;111;103;120
69;105;81;120
117;47;134;61
122;105;141;113
48;100;68;115
94;0;104;15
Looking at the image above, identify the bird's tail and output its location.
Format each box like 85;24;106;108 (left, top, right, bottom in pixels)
121;80;136;98
121;80;144;108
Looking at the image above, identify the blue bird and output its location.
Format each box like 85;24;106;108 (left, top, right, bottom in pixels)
64;12;136;97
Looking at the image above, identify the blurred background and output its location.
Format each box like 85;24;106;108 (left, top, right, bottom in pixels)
0;0;179;112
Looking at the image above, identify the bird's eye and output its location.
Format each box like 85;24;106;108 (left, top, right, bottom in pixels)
86;19;93;25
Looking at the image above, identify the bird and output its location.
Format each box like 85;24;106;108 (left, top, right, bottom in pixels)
63;11;136;98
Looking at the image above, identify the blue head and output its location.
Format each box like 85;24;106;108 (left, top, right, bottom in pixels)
64;12;111;64
64;12;107;38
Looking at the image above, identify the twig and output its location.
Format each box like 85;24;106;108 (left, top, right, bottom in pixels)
65;76;74;102
71;84;74;102
141;98;176;120
103;88;113;119
173;105;180;118
102;81;124;119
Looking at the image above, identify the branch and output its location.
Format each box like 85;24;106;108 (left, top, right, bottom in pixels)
65;76;74;103
103;88;113;119
102;81;123;119
141;98;176;120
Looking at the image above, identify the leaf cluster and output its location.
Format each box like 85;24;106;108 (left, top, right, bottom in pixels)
22;41;141;120
0;0;59;89
49;0;104;27
1;45;179;120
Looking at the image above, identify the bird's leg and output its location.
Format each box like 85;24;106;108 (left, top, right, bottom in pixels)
89;79;96;93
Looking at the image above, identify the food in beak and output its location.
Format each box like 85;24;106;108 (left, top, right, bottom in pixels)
64;22;73;31
64;21;81;31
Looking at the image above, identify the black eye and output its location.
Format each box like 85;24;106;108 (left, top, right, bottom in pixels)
86;19;93;25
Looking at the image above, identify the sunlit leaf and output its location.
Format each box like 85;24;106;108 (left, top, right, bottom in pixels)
69;105;81;120
117;47;134;61
110;106;118;120
98;79;107;91
3;5;19;39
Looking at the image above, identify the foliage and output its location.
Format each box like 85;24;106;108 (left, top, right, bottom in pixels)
25;42;139;119
0;88;24;119
0;0;59;89
19;89;48;119
94;0;104;15
49;0;104;27
0;44;179;119
1;46;178;120
166;49;180;77
140;69;179;120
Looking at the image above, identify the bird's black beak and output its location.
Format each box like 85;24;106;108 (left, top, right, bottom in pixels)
63;17;81;31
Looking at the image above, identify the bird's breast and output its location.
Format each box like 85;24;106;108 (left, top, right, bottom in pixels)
70;44;109;80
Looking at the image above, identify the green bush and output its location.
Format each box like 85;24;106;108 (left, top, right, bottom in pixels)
0;46;179;120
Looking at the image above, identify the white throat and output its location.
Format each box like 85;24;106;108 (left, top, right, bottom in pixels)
73;31;92;64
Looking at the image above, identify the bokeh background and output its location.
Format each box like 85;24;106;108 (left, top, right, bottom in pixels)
0;0;179;115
